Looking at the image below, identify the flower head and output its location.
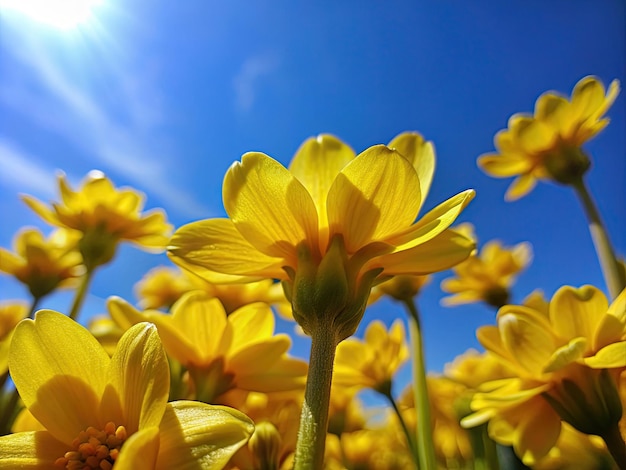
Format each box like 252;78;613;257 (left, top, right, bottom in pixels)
478;76;620;200
108;292;307;405
169;132;475;341
0;301;28;375
0;309;254;469
0;227;83;299
462;285;626;464
441;239;533;309
22;171;172;268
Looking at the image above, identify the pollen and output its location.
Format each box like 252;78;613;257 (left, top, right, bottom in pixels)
54;422;127;469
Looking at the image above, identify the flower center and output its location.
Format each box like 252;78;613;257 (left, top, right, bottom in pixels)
55;422;127;470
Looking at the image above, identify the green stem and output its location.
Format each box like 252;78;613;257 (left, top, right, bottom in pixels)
293;324;338;470
403;298;437;470
572;178;625;300
380;385;419;466
601;423;626;470
68;268;96;321
27;296;42;319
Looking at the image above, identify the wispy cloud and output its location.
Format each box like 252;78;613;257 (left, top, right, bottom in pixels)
233;52;280;112
0;23;213;219
0;138;59;198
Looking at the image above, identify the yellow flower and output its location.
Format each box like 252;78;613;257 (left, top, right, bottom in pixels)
135;265;286;314
0;301;28;375
22;171;172;268
169;132;475;340
108;291;308;404
369;274;431;303
443;348;517;390
0;228;83;299
441;239;532;309
0;309;254;469
478;76;620;200
332;319;409;394
462;285;626;464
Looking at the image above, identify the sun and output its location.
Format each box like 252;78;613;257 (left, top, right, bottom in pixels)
0;0;103;30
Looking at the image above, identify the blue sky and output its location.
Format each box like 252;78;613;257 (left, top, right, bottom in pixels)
1;1;624;395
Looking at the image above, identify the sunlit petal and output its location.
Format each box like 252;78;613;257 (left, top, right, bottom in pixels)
388;131;436;203
155;401;254;470
9;310;109;445
223;152;319;258
114;427;160;470
550;285;607;345
0;431;68;469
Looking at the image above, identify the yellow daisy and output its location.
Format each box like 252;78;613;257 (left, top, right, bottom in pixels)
169;132;475;340
0;310;254;469
478;76;620;200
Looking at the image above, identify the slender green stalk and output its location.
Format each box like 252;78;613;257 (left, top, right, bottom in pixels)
68;268;95;321
379;385;419;466
572;178;625;300
293;324;338;470
601;423;626;470
27;296;41;319
403;299;437;470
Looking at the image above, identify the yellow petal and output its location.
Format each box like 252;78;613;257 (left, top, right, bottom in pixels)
235;355;307;392
570;76;615;121
9;310;110;445
114;426;160;470
386;190;475;250
227;302;275;355
168;218;285;279
477;153;532;177
0;431;68;469
542;337;588;373
549;285;608;345
370;228;474;276
20;195;59;226
504;173;537;201
327;145;421;253
228;335;291;376
584;341;626;368
511;397;561;465
534;93;571;130
155;401;254;470
102;323;170;434
223;152;319;258
388;131;436;202
289;134;355;233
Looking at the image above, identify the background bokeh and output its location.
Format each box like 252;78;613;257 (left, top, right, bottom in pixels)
1;1;624;397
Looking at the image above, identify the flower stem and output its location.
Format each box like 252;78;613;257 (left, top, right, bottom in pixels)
403;299;437;470
572;178;625;300
601;423;626;470
379;385;419;466
293;324;338;470
27;296;41;319
68;267;95;321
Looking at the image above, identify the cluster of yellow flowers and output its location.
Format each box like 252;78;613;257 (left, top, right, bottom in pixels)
0;75;624;469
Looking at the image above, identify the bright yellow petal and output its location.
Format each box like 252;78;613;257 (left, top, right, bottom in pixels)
9;310;110;445
289;134;355;234
102;323;170;434
223;152;319;258
168;218;286;279
228;335;291;376
235;355;308;392
227;302;275;354
504;173;537;201
388;131;436;203
327;145;421;252
0;431;68;469
478;153;532;177
0;248;22;274
386;190;475;250
20;195;59;226
155;401;254;470
542;337;588;373
114;426;160;470
570;76;614;121
584;341;626;368
369;228;474;276
534;93;572;130
549;285;608;345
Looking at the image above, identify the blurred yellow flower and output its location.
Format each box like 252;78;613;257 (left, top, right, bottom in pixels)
169;132;475;340
333;319;409;394
135;265;287;314
462;285;626;465
0;227;83;299
108;291;307;405
441;239;533;309
0;301;28;375
0;310;254;469
22;171;172;268
444;348;517;391
478;76;620;200
369;274;431;304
